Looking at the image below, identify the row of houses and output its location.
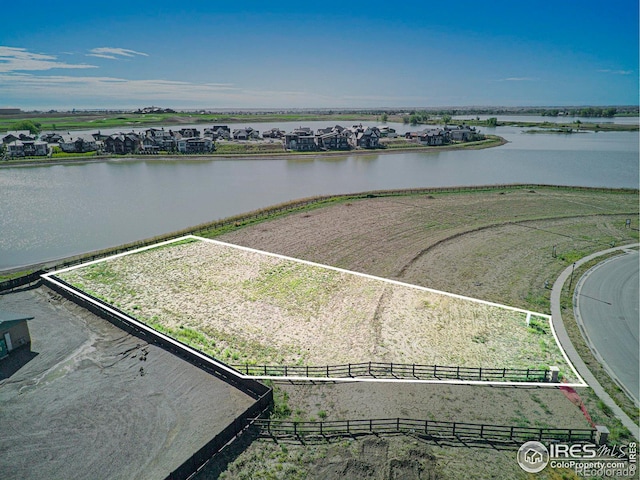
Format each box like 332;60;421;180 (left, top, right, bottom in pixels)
405;125;481;146
2;123;482;157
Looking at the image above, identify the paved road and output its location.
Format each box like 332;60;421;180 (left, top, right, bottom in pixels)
550;244;639;440
575;250;639;405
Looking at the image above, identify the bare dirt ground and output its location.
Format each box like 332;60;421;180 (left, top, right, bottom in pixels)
200;187;638;479
0;286;255;480
57;239;572;378
219;188;638;311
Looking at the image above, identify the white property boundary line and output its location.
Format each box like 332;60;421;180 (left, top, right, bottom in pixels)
42;235;587;387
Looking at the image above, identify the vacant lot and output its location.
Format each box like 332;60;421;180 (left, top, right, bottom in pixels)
201;186;638;479
218;187;638;312
57;238;574;379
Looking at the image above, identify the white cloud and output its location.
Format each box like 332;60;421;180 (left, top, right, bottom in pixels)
0;46;97;73
499;77;537;82
597;69;633;75
0;72;349;108
87;47;149;59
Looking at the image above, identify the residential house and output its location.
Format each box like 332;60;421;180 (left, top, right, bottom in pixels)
262;128;285;139
177;128;200;138
354;127;380;149
104;133;142;155
2;131;34;144
446;125;479;142
144;128;176;151
204;126;231;140
40;132;65;144
177;136;214;154
317;130;351;150
284;132;317;151
415;128;448;146
6;140;49;157
232;127;259;140
59;134;98;153
141;136;161;154
316;125;345;136
292;126;314;136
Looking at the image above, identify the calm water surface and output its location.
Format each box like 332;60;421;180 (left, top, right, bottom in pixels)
1;123;638;270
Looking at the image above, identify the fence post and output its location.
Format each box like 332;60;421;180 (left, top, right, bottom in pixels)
539;428;543;441
320;421;323;436
425;420;428;435
510;425;514;440
348;363;351;377
452;422;456;437
390;362;393;376
433;364;437;378
456;365;460;378
284;365;288;376
526;368;530;381
478;367;482;380
326;365;330;377
396;418;400;432
412;364;415;377
347;420;350;435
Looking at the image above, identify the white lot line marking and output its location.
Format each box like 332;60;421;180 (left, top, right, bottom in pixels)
43;234;587;387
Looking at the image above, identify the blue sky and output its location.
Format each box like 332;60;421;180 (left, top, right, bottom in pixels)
1;1;638;110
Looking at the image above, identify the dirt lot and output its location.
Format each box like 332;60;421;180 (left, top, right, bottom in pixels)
218;188;638;311
57;239;572;378
201;187;638;479
0;286;255;480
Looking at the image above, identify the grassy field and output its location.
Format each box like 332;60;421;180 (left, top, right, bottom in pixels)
57;238;575;379
198;186;638;479
0;111;382;133
28;185;640;478
1;110;635;133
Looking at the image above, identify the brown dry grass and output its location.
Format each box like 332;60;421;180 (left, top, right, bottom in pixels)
58;238;574;378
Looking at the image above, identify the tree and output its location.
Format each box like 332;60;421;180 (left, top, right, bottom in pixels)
486;117;498;127
441;114;452;125
10;120;42;135
381;113;388;123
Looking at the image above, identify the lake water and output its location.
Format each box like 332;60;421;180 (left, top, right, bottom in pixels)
1;122;638;271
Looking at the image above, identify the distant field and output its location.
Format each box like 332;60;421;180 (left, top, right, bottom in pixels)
57;237;577;381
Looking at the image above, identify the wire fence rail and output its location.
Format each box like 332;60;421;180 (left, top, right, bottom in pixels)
252;417;596;444
231;362;552;382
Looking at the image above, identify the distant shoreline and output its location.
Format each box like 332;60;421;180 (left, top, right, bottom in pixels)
0;135;507;168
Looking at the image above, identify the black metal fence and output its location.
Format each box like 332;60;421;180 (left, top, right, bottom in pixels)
252;417;596;444
231;362;551;382
0;270;45;292
166;389;272;480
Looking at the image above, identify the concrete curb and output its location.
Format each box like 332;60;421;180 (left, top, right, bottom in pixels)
550;244;640;440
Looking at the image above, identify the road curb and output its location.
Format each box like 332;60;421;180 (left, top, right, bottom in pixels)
550;244;640;440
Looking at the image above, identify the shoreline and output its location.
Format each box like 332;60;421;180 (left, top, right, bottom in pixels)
2;183;636;277
0;136;507;168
